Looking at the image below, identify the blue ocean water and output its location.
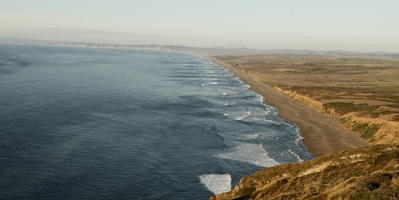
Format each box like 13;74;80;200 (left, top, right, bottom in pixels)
0;45;312;199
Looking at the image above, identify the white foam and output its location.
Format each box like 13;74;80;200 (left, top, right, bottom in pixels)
224;102;236;106
261;119;282;125
216;143;279;167
199;174;231;195
288;149;304;162
255;95;264;103
234;111;251;120
294;128;305;151
238;133;259;140
200;82;218;86
222;92;227;96
247;117;262;122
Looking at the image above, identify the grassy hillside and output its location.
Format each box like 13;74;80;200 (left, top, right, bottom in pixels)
215;55;399;144
211;144;399;200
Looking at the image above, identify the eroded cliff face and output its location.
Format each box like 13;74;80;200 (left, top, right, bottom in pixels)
273;87;399;144
211;144;399;200
274;87;332;116
340;113;399;144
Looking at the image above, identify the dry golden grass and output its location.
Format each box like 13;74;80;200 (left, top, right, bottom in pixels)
210;55;399;200
211;144;399;200
214;55;399;143
215;55;399;106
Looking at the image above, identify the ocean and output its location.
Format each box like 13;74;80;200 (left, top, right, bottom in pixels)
0;45;312;199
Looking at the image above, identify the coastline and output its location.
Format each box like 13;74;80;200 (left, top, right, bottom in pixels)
205;55;369;157
10;41;370;157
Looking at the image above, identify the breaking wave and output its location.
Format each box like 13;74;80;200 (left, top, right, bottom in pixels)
199;174;232;195
215;143;279;167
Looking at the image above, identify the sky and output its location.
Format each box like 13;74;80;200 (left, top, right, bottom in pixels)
1;0;399;52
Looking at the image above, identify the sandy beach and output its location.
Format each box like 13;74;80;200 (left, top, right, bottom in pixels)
207;56;369;157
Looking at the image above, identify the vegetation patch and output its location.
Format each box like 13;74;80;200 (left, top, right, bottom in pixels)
393;115;399;121
339;117;348;124
348;121;381;139
353;122;369;132
360;124;381;139
323;102;378;115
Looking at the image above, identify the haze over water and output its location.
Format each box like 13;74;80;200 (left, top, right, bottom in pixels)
0;45;312;199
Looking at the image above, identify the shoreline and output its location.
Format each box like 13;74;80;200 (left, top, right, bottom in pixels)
9;41;370;157
205;55;369;157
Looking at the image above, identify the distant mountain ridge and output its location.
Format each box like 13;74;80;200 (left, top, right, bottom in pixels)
1;37;399;59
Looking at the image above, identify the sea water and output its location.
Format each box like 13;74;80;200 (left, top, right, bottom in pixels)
0;45;312;199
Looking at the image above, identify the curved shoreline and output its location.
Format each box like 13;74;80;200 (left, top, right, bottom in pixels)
206;55;369;157
17;41;369;157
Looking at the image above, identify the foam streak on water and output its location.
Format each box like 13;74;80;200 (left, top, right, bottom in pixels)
199;174;232;195
216;143;279;167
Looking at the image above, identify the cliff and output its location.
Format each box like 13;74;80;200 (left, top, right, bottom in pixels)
211;144;399;200
273;87;399;145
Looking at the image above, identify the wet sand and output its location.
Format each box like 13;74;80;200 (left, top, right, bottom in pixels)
206;56;369;157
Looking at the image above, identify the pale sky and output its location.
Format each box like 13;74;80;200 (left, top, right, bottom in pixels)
1;0;399;52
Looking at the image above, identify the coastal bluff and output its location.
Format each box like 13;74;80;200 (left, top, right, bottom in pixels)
211;144;399;200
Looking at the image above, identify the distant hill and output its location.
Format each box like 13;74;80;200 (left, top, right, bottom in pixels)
1;38;399;59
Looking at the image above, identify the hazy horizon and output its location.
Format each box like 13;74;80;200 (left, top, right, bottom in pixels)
1;0;399;52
